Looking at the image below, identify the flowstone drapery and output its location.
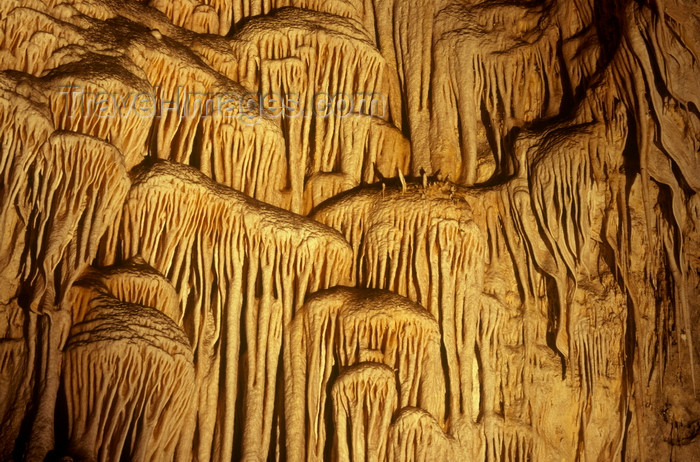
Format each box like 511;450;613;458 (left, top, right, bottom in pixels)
0;0;699;460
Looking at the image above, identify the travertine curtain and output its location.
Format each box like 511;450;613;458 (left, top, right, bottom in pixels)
0;0;698;460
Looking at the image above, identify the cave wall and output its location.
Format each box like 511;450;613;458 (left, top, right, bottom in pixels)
0;0;699;460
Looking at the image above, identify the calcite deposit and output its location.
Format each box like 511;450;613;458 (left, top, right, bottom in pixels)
0;0;699;461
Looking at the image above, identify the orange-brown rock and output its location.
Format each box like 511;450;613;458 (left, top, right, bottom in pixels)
0;0;698;460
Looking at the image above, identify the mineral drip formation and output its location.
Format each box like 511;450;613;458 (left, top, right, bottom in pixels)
287;287;444;461
101;160;352;461
62;287;195;462
0;0;699;461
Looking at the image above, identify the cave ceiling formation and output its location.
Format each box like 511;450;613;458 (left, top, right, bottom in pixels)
0;0;699;461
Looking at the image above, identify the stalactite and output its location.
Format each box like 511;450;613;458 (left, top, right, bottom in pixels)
1;2;406;214
149;0;223;35
62;290;195;462
110;21;290;206
501;2;700;457
43;57;153;171
311;180;485;426
271;0;368;28
232;7;403;213
0;9;151;170
149;0;369;36
330;362;398;462
385;0;434;174
310;176;614;458
520;101;628;362
286;287;444;461
24;131;130;310
431;1;562;184
118;29;235;163
21;130;130;459
68;256;180;324
1;122;131;459
603;2;700;457
2;2;290;207
386;407;462;462
194;96;288;208
0;72;53;302
102;160;352;462
493;83;634;459
229;0;434;176
477;294;541;462
0;0;699;459
0;72;51;460
301;118;409;213
189;37;260;91
0;7;84;76
0;300;27;461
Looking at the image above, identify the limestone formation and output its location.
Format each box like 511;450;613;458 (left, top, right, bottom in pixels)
387;407;462;462
287;287;444;461
229;7;405;213
0;0;699;460
62;289;195;462
68;256;180;324
312;181;485;426
331;362;398;462
102;160;352;461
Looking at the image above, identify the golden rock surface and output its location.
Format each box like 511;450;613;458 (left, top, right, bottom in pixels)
0;0;699;460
